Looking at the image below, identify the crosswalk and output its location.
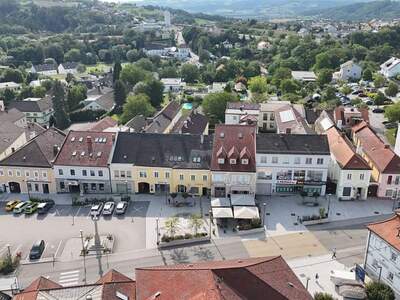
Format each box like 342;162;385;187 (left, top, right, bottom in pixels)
58;270;80;287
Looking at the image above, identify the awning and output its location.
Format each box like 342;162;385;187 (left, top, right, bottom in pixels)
212;207;234;218
233;206;260;219
211;197;231;207
230;194;255;206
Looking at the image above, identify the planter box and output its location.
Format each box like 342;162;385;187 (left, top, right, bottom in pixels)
158;236;210;249
237;227;265;235
302;218;330;226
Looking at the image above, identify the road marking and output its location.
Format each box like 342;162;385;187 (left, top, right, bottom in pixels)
59;270;79;275
75;206;81;216
54;240;63;258
59;270;80;287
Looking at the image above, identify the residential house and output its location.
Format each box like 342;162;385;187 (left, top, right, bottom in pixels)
275;105;313;134
110;132;212;195
30;64;58;76
9;96;53;126
53;131;116;194
364;214;400;298
352;121;400;198
333;60;362;81
256;134;330;196
145;101;181;134
0;128;65;194
125;115;147;133
208;82;227;93
291;71;317;82
171;110;208;135
160;78;186;93
57;62;79;75
0;104;27;128
334;106;369;130
326;126;371;200
380;57;400;78
225;102;260;126
0;82;20;91
67;116;118;133
0;122;27;161
82;91;115;112
211;124;257;197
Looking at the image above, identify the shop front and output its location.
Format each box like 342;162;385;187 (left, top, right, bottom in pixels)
275;180;303;193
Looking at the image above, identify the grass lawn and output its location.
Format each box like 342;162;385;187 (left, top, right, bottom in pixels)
386;128;397;146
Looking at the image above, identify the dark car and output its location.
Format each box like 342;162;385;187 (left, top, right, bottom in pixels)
385;122;398;129
373;108;385;113
29;240;45;260
37;201;54;214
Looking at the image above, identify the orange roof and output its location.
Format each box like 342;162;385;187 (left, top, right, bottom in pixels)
367;214;400;251
326;127;370;170
96;269;132;284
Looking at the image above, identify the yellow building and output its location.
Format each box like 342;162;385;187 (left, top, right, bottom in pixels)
110;132;212;196
0;128;65;194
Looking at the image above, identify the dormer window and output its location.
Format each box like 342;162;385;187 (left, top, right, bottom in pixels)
218;158;225;164
242;159;249;165
230;159;237;165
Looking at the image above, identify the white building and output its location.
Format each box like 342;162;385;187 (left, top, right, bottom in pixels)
380;57;400;78
161;78;186;93
58;62;79;75
0;81;21;91
164;11;171;27
30;64;58;76
224;102;260;125
291;71;317;82
334;60;362;81
256;134;331;196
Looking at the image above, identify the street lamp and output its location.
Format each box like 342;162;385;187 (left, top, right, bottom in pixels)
6;244;11;260
262;202;267;226
306;277;310;290
327;193;332;216
209;209;212;238
25;181;31;201
79;230;87;284
156;217;160;245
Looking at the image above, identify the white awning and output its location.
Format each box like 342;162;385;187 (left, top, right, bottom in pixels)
211;197;231;207
230;194;255;206
233;206;260;219
212;207;234;218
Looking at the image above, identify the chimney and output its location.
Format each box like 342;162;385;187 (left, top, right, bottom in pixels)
53;145;59;156
385;144;390;149
87;136;93;154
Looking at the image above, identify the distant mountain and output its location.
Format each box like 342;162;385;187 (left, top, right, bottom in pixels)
302;0;400;21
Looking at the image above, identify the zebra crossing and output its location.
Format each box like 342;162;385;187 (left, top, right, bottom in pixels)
58;270;80;287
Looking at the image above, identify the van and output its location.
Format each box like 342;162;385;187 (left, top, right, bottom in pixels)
37;202;54;214
13;202;28;214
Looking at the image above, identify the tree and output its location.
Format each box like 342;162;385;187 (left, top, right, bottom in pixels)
114;80;127;108
181;64;199;83
64;48;81;62
133;79;164;108
341;85;352;95
164;217;179;238
314;292;334;300
385;81;399;97
374;91;387;106
280;79;300;94
159;66;178;78
52;80;70;130
374;74;386;88
126;49;140;62
365;281;395;300
120;64;150;87
33;86;46;98
202;92;237;125
317;69;333;86
385;102;400;122
135;58;154;72
189;214;203;235
271;67;291;87
121;94;155;123
65;73;74;84
67;84;86;112
2;68;23;83
248;76;267;94
2;88;15;105
113;61;122;82
363;69;373;81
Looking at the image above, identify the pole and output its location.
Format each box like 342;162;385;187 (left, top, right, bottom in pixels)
327;194;331;216
306;277;310;290
156;218;160;245
378;266;382;282
6;244;11;260
79;230;87;284
263;203;266;226
209;209;212;238
26;181;31;201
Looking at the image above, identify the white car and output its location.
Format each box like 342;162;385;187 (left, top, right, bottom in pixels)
115;201;128;215
102;202;115;216
90;203;103;217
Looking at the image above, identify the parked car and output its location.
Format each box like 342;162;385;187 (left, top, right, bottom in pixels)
13;202;28;214
384;99;394;105
5;199;20;212
385;122;398;129
37;201;54;214
115;201;128;215
29;240;45;260
358;93;368;98
24;202;38;215
372;107;385;113
90;203;103;217
363;99;374;106
102;202;115;216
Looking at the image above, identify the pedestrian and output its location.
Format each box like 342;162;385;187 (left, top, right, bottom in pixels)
315;273;319;281
332;247;337;259
168;197;171;205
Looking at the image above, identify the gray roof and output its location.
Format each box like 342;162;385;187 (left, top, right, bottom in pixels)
95;91;115;111
256;133;330;155
125;115;147;132
145;101;180;133
0;108;25;123
112;132;213;169
33;64;57;72
171;110;208;135
0;121;25;153
60;62;79;70
9;96;52;113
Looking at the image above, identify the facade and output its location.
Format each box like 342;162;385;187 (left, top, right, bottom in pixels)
110;132;212;196
53;131;115;194
57;62;78;75
380;57;400;78
211;125;257;197
256;134;330;196
30;64;58;76
326;127;371;200
9;97;54;125
336;60;362;81
0;81;21;91
0;122;27;161
224;102;260;125
334;106;369;130
291;71;317;82
0;128;65;194
352;121;400;198
161;78;185;93
365;214;400;297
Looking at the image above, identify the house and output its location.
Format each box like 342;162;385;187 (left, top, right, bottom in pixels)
211;124;257;197
110;132;212;195
53;131;116;194
291;71;317;82
160;78;186;93
82;91;115;112
0;103;27;128
380;57;400;78
125;115;147;133
326;126;371;200
9;96;54;126
364;214;400;297
30;64;58;76
225;102;260;125
234;82;246;93
171;110;208;135
334;106;369;130
145;101;181;134
275;105;314;135
0;81;20;91
208;82;227;93
256;134;330;196
257;41;271;50
0;122;27;161
0;128;66;194
222;40;233;49
67;116;118;133
57;62;79;75
334;60;362;81
352;121;400;198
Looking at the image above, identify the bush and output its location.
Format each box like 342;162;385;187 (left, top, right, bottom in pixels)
314;292;334;300
365;281;395;300
0;254;20;275
69;109;106;123
161;232;207;243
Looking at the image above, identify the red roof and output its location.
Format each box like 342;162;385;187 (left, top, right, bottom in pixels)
135;256;312;300
367;214;400;252
90;116;118;132
211;124;256;172
54;131;115;167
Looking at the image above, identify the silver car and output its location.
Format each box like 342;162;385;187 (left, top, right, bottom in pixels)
102;202;115;216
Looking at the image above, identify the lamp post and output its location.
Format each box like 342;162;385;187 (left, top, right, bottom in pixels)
156;217;160;245
79;230;87;284
25;181;31;201
6;244;11;260
306;277;310;290
209;209;212;238
262;202;267;226
327;193;332;216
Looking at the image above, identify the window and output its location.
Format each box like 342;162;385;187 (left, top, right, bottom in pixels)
391;252;397;262
16;170;21;177
387;272;394;282
241;159;249;165
192;157;201;163
60;182;65;189
388;175;393;185
127;171;132;178
305;158;312;164
272;157;278;164
83;183;88;191
263;113;268;121
191;175;195;181
218;158;225;164
307;170;323;182
258;171;272;180
7;170;12;176
276;170;292;180
42;172;47;178
360;173;365;180
293;170;306;180
260;156;267;164
347;173;352;180
99;183;104;191
119;171;125;178
98;170;103;177
34;171;39;178
139;171;147;178
27;183;32;191
58;169;63;176
25;171;30;177
317;158;324;165
270;113;275;121
386;189;393;197
179;174;184;181
342;187;351;197
230;159;237;164
91;183;96;191
0;169;3;176
396;176;400;185
82;170;87;176
165;172;170;179
203;175;208;181
34;184;39;192
294;157;301;164
114;170;119;178
90;170;95;177
70;169;75;176
282;157;289;164
154;171;159;178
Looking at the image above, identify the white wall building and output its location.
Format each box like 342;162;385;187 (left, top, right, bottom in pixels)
224;102;260;125
335;60;362;81
380;57;400;78
161;78;186;93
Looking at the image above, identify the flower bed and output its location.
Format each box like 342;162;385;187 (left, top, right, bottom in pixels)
158;233;210;248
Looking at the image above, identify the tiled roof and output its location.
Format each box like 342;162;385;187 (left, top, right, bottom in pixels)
136;256;312;300
0;108;25;124
211;124;256;172
145;101;180;133
60;62;78;70
53;131;115;167
0;121;25;153
0;127;66;168
24;276;62;292
275;105;314;134
226;102;260;110
93;91;115;111
367;214;400;252
125;115;147;132
334;106;369;124
171;110;208;135
111;132;212;169
326;127;370;170
90;116;118;132
32;64;57;72
9;96;52;113
257;133;330;155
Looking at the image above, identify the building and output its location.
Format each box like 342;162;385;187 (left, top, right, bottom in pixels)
0;81;21;91
145;101;181;134
380;57;400;78
30;64;58;76
125;115;147;133
14;257;312;300
9;96;53;126
334;60;362;81
225;102;260;125
160;78;186;93
171;110;209;135
211;125;257;197
164;10;171;27
0;104;27;128
53;131;115;194
257;41;271;50
274;105;314;134
82;91;115;112
110;132;212;195
364;214;400;298
334;106;369;130
352;121;400;198
291;71;317;82
0;128;65;194
256;134;330;196
326;126;371;200
58;62;79;75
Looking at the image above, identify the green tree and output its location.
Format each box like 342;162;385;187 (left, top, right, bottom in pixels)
159;66;178;78
374;91;387;106
126;49;140;62
133;79;164;108
317;69;333;86
114;80;127;108
248;76;267;94
33;86;46;98
385;81;399;97
341;85;352;95
52;80;70;129
2;68;23;83
271;67;291;87
164;217;180;238
2;88;15;105
363;69;373;81
202;92;237;125
374;74;386;88
67;84;87;112
314;292;334;300
189;214;203;235
121;94;155;123
135;58;154;72
64;48;81;62
120;64;150;87
385;102;400;122
65;73;74;84
280;79;300;94
181;64;199;83
365;281;395;300
113;62;122;82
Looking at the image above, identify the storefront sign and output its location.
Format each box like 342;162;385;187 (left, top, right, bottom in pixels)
276;180;297;185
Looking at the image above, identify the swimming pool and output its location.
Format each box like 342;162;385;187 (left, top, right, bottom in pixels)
182;103;193;110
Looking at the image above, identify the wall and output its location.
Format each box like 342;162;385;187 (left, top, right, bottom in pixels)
0;133;27;161
211;171;256;196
